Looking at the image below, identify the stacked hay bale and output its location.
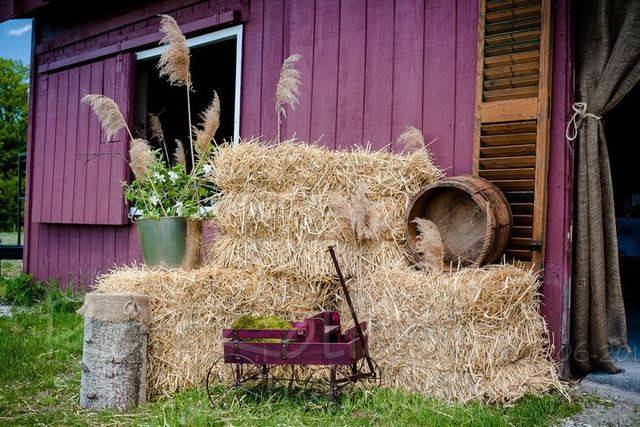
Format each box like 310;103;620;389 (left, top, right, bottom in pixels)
351;266;561;403
208;139;442;278
97;139;563;403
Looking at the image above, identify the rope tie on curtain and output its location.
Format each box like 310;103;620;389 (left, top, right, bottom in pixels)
566;102;602;141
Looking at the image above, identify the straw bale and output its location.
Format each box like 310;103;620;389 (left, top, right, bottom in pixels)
209;139;443;197
381;356;559;404
213;189;407;241
208;234;410;280
342;265;563;404
353;265;541;325
96;265;338;395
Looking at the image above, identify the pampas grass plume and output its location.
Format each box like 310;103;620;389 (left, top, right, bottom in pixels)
276;54;301;116
129;138;156;181
397;126;425;154
276;54;301;141
174;139;186;167
82;94;130;141
194;91;220;155
148;113;169;161
157;14;191;88
413;217;444;272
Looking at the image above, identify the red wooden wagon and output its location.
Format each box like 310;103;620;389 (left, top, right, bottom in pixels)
206;247;379;404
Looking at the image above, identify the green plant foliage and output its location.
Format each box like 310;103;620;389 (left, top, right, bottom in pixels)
123;147;218;219
0;58;28;231
0;273;46;306
41;283;84;314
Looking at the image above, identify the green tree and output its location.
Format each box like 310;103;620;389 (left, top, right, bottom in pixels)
0;58;28;232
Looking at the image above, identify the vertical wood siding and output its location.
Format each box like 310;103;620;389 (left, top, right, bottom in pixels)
245;0;479;160
26;0;573;361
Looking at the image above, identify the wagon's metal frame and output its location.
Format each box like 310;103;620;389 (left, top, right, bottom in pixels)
206;246;379;405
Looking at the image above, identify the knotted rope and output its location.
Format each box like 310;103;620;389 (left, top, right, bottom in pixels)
566;102;602;141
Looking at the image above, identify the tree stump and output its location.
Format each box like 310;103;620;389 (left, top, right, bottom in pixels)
78;293;150;411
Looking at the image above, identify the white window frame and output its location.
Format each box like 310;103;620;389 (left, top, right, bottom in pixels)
136;25;243;143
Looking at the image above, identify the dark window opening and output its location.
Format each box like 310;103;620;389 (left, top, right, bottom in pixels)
133;37;237;169
608;81;640;348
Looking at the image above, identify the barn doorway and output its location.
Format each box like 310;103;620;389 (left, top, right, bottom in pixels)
133;25;242;170
608;82;640;362
584;81;640;389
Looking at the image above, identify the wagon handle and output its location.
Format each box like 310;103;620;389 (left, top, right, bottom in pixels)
327;245;376;376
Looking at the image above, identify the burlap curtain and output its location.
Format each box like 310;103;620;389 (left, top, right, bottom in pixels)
571;0;640;374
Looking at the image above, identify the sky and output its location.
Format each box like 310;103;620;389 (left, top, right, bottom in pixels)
0;19;33;67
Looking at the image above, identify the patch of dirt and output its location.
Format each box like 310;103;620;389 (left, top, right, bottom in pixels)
560;381;640;426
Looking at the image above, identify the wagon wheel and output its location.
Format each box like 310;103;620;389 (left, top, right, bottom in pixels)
334;358;382;391
262;364;297;391
285;365;334;398
205;354;268;408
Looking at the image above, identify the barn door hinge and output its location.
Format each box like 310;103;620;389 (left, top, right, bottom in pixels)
530;240;543;251
116;53;123;73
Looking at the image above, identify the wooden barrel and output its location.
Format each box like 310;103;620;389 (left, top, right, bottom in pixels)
405;175;512;268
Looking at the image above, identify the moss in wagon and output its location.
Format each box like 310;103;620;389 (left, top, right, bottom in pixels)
231;314;292;330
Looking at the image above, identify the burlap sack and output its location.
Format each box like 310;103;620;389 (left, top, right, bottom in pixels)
77;293;151;326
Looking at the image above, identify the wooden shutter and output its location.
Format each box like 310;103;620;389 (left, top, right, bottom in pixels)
473;0;553;269
31;53;134;225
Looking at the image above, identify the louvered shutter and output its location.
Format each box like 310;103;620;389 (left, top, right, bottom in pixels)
472;0;553;269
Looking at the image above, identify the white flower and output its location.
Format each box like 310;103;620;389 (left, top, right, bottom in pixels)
149;194;159;206
203;164;213;176
153;172;165;182
168;171;179;182
175;201;184;216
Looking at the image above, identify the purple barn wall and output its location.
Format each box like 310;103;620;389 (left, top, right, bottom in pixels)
24;0;572;360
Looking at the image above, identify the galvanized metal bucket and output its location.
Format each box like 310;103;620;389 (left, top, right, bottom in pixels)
136;217;187;268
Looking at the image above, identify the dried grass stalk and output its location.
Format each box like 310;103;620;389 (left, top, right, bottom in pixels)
396;126;425;154
413;218;444;272
275;54;301;141
353;184;382;241
129;138;156;181
157;14;191;88
194;91;220;155
82;94;131;141
148;113;169;162
328;184;383;243
173;139;186;167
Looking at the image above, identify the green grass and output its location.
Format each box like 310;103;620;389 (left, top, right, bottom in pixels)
0;232;23;279
0;295;583;426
